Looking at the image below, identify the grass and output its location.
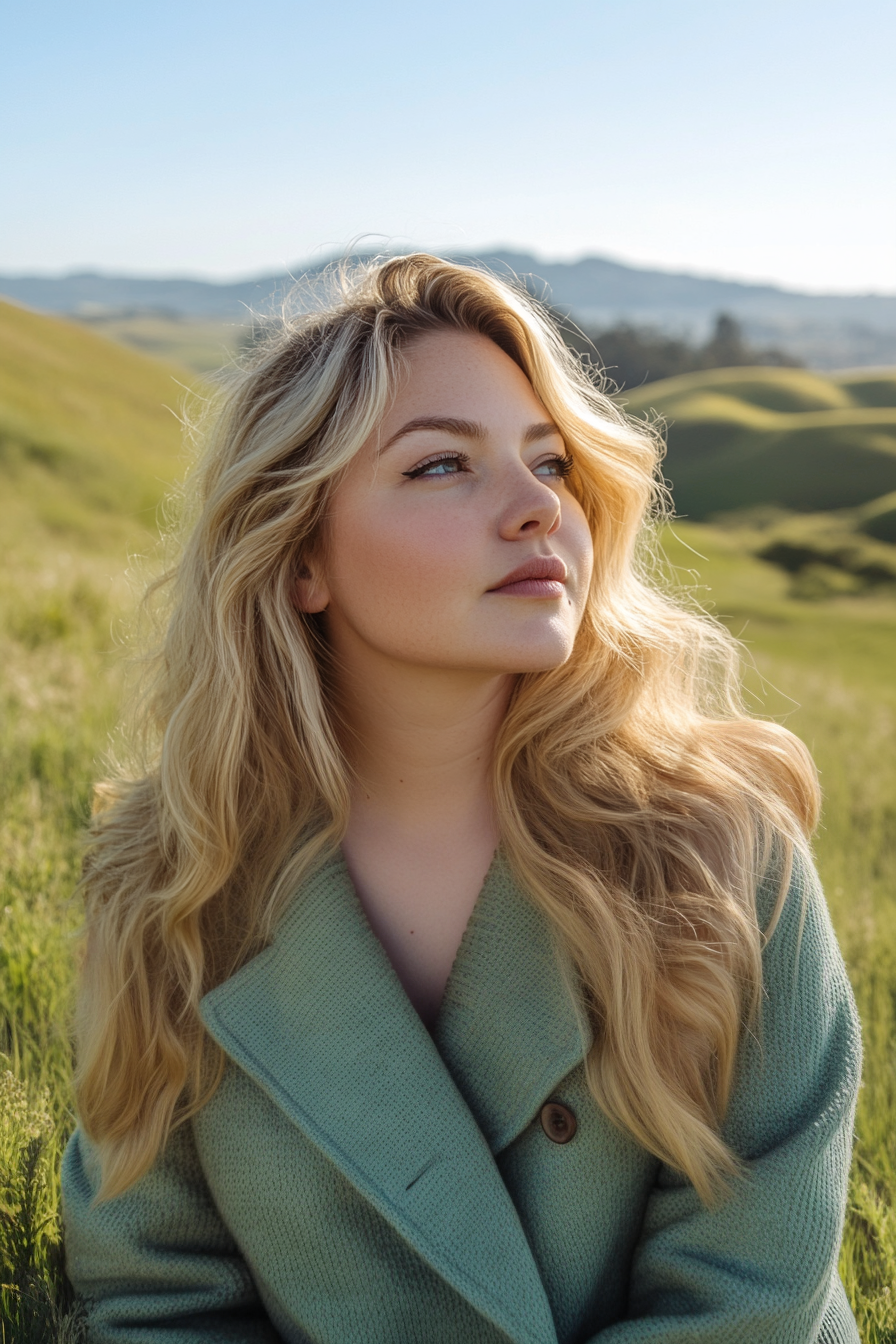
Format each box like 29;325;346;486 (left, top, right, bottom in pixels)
0;301;191;1339
0;540;132;1342
0;304;895;1339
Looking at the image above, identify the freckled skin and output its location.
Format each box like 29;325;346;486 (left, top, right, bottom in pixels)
299;328;594;676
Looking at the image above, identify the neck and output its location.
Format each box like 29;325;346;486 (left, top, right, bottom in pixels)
331;654;515;837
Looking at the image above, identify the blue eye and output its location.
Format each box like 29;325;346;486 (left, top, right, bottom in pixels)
402;452;470;479
534;455;574;479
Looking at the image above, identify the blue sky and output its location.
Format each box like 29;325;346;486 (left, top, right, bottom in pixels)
3;0;895;290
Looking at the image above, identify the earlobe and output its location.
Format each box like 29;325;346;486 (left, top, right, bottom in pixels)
293;563;330;614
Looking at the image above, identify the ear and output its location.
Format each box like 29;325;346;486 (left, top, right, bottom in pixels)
293;559;330;614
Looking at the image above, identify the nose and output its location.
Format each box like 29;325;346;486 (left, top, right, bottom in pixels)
497;468;562;541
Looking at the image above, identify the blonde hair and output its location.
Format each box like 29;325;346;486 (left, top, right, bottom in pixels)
75;254;819;1203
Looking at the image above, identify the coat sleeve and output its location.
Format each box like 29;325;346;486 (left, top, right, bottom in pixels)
61;1117;282;1342
590;847;862;1344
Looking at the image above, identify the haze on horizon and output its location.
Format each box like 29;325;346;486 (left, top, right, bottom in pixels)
4;0;895;295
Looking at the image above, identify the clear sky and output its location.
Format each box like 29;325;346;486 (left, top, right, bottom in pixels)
3;0;895;291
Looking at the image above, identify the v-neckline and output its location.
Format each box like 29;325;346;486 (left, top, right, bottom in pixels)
338;843;504;1037
202;844;591;1165
333;844;591;1150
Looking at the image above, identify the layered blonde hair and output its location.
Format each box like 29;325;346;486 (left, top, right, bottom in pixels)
76;253;818;1203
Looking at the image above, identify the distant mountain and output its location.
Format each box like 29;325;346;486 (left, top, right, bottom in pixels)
3;251;896;369
484;251;896;346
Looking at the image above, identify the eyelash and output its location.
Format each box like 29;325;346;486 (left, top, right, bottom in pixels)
541;454;575;480
401;452;574;481
402;451;470;479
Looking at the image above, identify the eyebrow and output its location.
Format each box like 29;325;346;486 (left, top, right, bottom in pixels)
378;415;562;454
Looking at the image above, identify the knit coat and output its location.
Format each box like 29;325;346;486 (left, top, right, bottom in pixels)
62;847;862;1343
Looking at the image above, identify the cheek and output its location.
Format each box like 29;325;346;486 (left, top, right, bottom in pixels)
564;503;596;605
325;502;478;626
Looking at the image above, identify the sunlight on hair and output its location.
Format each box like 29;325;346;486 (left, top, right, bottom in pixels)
73;254;819;1205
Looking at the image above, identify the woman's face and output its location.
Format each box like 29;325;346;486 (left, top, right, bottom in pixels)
299;328;594;678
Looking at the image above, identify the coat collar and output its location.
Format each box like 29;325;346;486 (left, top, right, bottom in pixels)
199;849;590;1344
431;850;592;1152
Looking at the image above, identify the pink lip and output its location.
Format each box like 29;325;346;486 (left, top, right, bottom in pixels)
488;555;568;597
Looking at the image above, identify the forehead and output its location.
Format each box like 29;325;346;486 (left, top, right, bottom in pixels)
380;328;548;432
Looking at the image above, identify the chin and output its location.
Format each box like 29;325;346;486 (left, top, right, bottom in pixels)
498;618;580;674
510;653;574;674
486;635;577;675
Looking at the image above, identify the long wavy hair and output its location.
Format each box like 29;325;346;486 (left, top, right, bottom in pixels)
75;253;819;1203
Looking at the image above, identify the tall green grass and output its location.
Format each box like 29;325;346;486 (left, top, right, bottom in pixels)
0;548;124;1341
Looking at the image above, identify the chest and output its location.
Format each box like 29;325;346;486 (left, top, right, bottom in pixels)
343;838;499;1029
194;1056;656;1344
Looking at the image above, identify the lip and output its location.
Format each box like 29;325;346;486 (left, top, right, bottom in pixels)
487;554;568;597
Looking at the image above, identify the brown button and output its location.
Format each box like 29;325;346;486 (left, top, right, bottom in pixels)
540;1100;577;1144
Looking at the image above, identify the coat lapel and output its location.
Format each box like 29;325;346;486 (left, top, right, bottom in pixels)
432;850;593;1154
199;851;563;1344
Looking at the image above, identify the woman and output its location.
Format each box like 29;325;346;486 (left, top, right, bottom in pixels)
62;254;861;1342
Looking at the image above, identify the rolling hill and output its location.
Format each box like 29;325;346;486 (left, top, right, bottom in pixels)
622;366;896;519
0;298;197;552
619;364;896;595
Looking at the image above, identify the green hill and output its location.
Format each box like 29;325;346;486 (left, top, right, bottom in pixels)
0;299;198;553
835;370;896;409
858;489;896;544
76;311;245;376
621;365;896;519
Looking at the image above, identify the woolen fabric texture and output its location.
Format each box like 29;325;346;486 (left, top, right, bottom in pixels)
62;846;862;1343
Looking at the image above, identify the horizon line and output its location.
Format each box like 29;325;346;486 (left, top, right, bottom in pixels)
1;247;894;302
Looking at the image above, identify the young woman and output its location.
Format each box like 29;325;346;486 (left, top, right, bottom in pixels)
62;254;861;1343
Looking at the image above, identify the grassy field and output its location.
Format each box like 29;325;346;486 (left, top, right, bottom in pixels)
1;302;895;1340
0;299;197;557
0;300;196;1340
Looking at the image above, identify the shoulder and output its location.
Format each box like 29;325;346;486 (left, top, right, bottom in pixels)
756;842;857;1016
724;842;862;1158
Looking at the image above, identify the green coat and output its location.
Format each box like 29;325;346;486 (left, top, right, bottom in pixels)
62;848;861;1343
